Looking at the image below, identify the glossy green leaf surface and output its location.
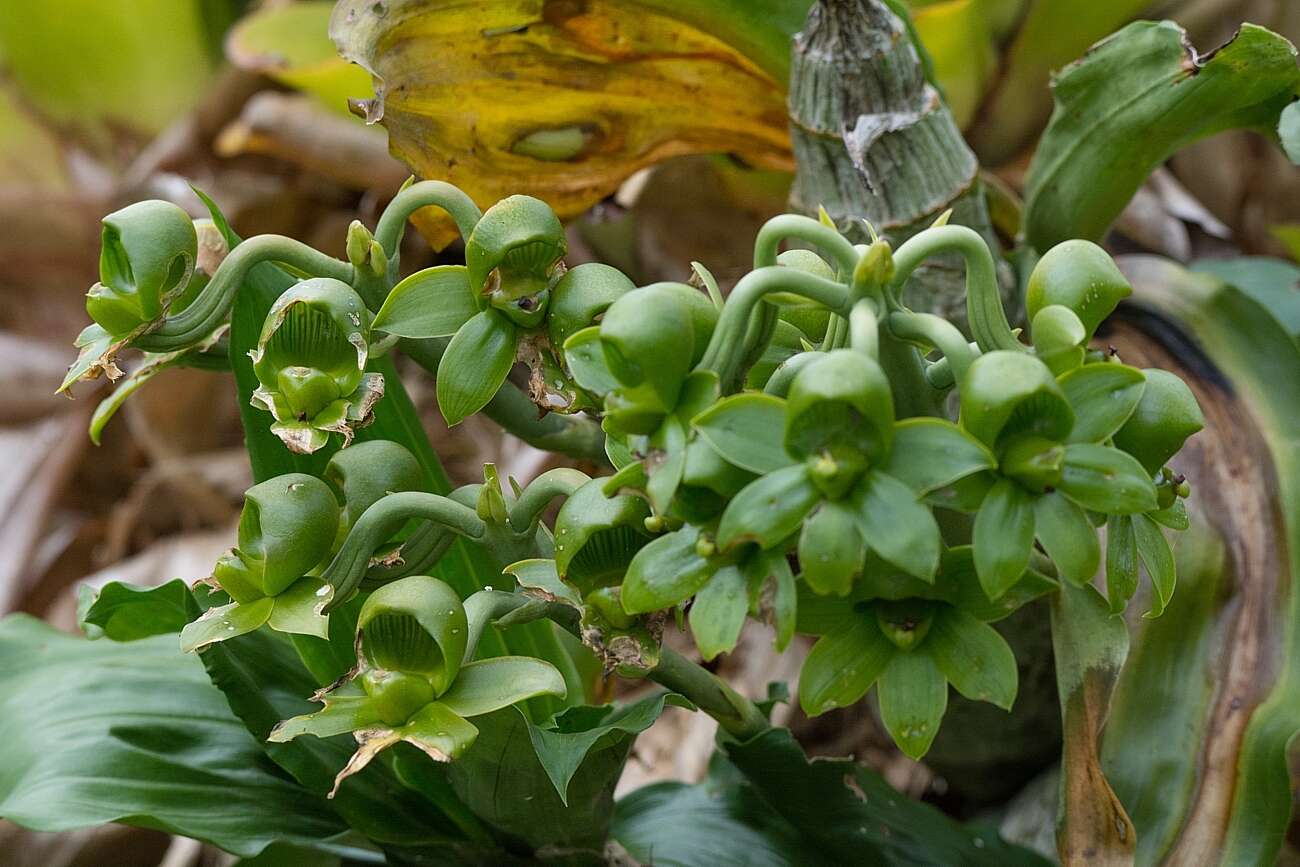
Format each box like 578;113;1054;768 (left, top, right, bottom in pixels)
440;657;567;718
621;525;715;614
78;579;200;641
717;464;819;551
1032;491;1100;586
436;309;517;426
0;616;357;859
879;418;996;495
689;565;750;661
1058;443;1158;515
1059;362;1146;443
798;617;895;716
923;608;1017;710
877;650;947;759
371;265;477;338
692;392;794;474
850;471;941;581
973;479;1036;601
1023;21;1300;249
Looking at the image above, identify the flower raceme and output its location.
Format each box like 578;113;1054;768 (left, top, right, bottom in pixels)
64;181;1202;765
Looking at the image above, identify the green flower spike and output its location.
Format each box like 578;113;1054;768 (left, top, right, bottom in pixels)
956;351;1166;604
796;548;1045;759
708;350;992;596
269;575;566;797
181;473;340;652
249;277;384;454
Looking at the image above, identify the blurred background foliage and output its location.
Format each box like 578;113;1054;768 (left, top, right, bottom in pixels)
0;1;1296;864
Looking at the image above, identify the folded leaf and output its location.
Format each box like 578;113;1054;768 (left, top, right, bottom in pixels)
689;565;750;661
621;524;716;614
879;418;996;496
798;500;864;596
180;598;275;653
692;392;795;474
371;265;477;338
1133;513;1175;618
1023;21;1300;249
436;308;516;426
78;578;200;641
439;657;568;718
718;464;820;550
563;326;621;396
851;470;941;581
1059;362;1146;443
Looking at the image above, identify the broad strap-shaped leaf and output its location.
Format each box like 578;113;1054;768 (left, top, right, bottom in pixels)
439;656;568;718
78;579;200;641
717;464;820;551
876;650;947;760
371;265;477;338
180;597;274;653
0;616;355;859
798;616;895;716
1058;442;1158;515
330;0;797;222
1023;20;1300;249
972;478;1037;601
850;470;941;582
1032;491;1100;586
1133;513;1175;618
692;392;795;474
621;524;716;614
527;691;694;806
436;308;517;426
923;608;1017;710
688;565;750;661
1059;362;1146;443
879;418;996;496
798;500;864;596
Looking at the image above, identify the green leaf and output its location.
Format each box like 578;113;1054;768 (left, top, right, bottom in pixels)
0;616;357;859
646;413;687;515
1059;442;1158;515
798;617;895;716
720;727;1051;866
879;418;996;495
439;657;567;718
78;579;200;640
1023;21;1300;249
1033;491;1100;586
923;608;1017;710
371;265;477;338
621;524;715;613
876;650;947;760
798;500;864;596
1133;514;1175;618
1148;497;1189;531
850;470;941;581
266;578;330;639
527;691;693;806
751;550;797;651
436;309;516;426
1104;514;1138;613
717;464;819;550
180;597;275;653
972;479;1036;601
688;565;750;661
1191;256;1300;342
1059;362;1146;443
692;392;794;474
399;702;480;763
563;325;621;396
270;695;383;742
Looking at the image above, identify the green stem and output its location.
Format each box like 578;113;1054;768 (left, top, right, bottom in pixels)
889;225;1019;354
508;468;591;531
887;310;977;384
136;236;353;352
646;648;770;740
697;268;850;387
401;337;607;462
462;589;529;665
848;300;879;359
321;492;486;611
375;180;483;256
752;214;860;272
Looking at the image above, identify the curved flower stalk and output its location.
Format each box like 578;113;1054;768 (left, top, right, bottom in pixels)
249;277;384;454
796;548;1057;759
181;473;340;652
270;575;566;797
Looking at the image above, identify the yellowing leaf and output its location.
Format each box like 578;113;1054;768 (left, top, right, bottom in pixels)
330;0;797;220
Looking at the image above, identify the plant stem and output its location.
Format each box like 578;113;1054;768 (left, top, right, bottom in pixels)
375;180;483;255
400;337;607;463
887;309;977;383
848;299;879;359
646;648;770;740
136;236;353;352
508;468;591;531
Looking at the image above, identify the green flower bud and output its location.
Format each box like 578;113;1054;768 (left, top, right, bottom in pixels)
250;278;384;454
553;478;652;593
324;440;424;538
1025;240;1131;340
547;262;636;349
785;349;894;463
86;200;197;337
1113;369;1204;475
358;575;468;696
215;473;340;601
465;195;566;328
960;350;1074;450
